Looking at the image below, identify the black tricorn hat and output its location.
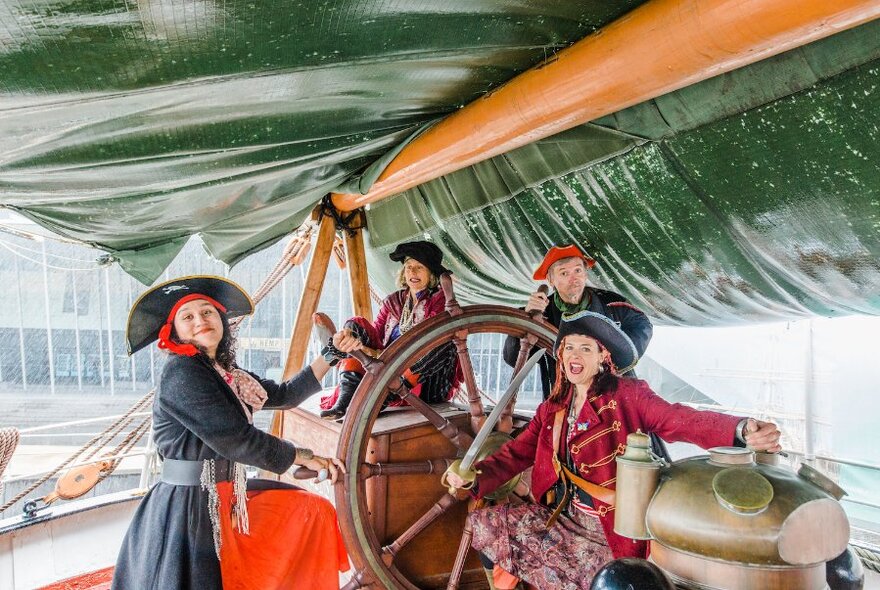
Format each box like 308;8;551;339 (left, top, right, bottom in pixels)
388;240;450;277
125;275;253;355
554;310;639;373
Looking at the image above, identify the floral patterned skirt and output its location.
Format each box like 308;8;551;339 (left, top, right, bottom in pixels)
470;502;612;590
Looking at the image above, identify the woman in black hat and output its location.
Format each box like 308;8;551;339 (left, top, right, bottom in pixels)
319;240;462;419
112;276;362;590
445;310;781;589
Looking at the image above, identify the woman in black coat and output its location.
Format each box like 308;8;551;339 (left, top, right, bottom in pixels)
112;276;361;590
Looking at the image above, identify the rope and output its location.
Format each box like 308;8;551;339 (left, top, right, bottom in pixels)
0;428;20;496
852;543;880;574
0;241;99;272
0;223;83;245
369;284;383;306
0;390;154;514
318;195;364;237
229;226;315;330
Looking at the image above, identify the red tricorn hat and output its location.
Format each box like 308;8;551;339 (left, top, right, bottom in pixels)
532;244;596;281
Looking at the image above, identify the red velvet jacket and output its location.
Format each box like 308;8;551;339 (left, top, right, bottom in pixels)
474;378;741;558
373;287;446;348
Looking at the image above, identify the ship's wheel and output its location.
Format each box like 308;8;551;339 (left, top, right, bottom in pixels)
334;277;556;589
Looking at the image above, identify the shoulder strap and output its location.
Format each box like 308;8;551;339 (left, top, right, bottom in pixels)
561;463;615;506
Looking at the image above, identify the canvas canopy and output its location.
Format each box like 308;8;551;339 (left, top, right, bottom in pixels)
0;1;878;325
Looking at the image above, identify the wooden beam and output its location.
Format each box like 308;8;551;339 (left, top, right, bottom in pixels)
269;215;337;443
332;0;880;212
269;216;336;442
344;220;373;322
282;214;337;380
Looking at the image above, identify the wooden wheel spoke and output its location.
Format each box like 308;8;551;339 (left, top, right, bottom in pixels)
390;380;474;452
440;273;462;316
359;459;453;480
446;506;476;590
496;333;538;433
452;330;486;433
381;493;460;565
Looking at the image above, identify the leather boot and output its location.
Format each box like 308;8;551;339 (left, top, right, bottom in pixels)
320;370;363;419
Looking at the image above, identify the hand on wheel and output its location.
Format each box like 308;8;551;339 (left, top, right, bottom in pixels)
301;455;346;484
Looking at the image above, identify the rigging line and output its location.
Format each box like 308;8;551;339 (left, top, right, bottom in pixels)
0;236;102;264
0;222;83;245
0;240;100;271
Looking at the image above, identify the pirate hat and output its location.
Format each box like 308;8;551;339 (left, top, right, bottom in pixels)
554;310;638;373
126;275;253;355
533;244;596;281
388;240;450;277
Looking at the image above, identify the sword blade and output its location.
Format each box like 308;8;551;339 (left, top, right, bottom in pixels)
459;348;545;472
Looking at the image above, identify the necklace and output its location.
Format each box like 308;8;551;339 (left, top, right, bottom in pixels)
398;292;419;334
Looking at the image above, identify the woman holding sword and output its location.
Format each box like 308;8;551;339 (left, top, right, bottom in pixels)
445;310;781;589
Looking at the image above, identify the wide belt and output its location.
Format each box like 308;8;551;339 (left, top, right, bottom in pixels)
160;458;235;486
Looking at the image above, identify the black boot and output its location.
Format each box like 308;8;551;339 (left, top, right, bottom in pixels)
320;371;362;419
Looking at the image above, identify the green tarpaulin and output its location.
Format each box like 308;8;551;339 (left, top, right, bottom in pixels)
1;1;878;325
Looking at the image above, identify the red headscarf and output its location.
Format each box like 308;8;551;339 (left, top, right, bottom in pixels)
157;294;227;356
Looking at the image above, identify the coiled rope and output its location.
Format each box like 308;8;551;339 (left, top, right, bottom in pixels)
0;428;20;497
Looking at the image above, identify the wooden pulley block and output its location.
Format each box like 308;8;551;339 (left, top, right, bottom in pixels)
42;460;112;505
283;235;312;265
331;236;346;269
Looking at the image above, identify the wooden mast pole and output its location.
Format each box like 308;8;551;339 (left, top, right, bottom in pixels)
282;213;337;380
269;211;337;439
331;0;880;212
343;212;373;322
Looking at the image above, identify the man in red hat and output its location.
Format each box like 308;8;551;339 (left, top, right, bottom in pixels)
503;244;653;400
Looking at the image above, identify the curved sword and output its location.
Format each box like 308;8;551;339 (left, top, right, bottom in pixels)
459;348;545;472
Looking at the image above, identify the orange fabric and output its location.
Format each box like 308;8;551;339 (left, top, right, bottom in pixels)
337;356;364;373
217;483;349;590
493;564;521;589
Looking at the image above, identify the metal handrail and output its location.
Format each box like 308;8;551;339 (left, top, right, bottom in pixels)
844;496;880;511
19;432;143;439
684;403;878;474
784;449;880;473
17;413;151;434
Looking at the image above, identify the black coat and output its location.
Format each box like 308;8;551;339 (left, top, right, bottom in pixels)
111;354;322;590
503;288;653;399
